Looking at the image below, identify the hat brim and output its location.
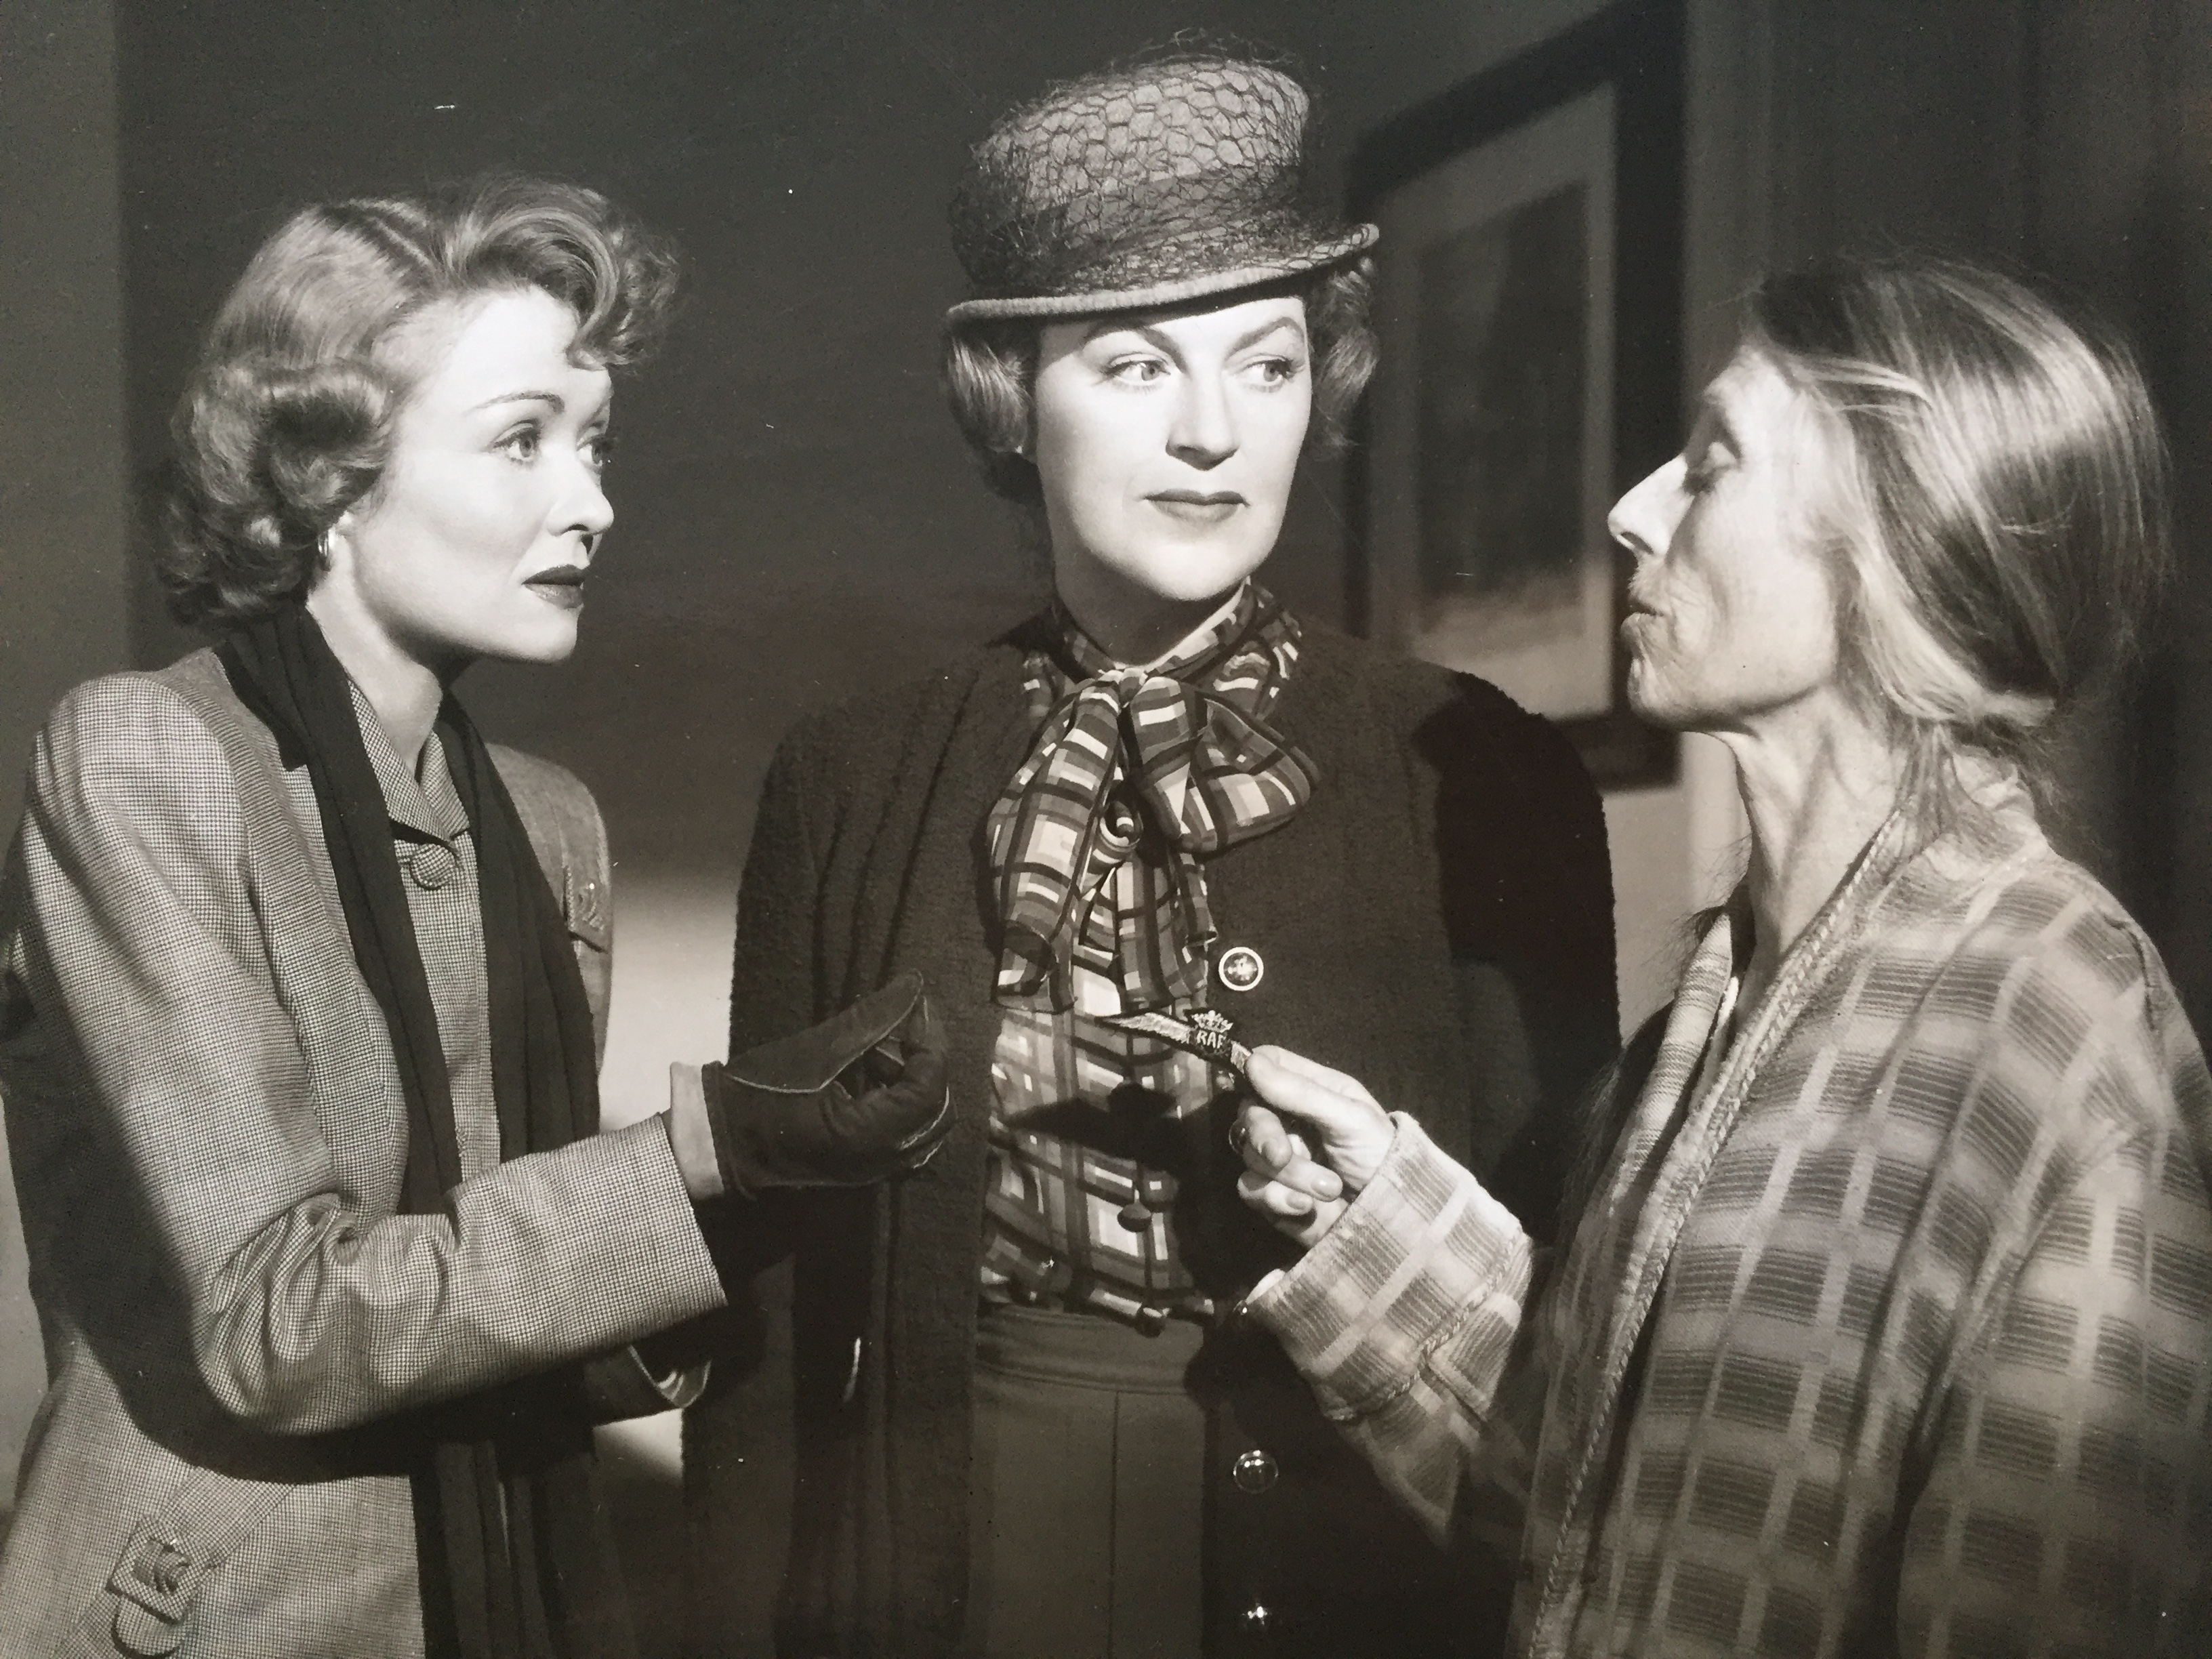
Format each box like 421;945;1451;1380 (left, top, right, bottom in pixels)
944;224;1378;325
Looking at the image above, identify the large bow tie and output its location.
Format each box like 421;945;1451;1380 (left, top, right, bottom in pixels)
987;590;1315;1011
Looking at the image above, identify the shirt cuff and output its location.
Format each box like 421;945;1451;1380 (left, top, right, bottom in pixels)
581;1343;712;1422
1244;1113;1533;1418
664;1062;724;1202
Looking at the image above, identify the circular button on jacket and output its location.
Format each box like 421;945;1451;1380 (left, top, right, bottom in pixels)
1231;1448;1279;1492
1215;945;1265;993
409;844;459;891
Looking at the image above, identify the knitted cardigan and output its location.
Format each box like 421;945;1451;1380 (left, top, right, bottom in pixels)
682;620;1619;1658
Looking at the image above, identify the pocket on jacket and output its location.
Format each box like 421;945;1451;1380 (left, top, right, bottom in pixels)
81;1475;291;1658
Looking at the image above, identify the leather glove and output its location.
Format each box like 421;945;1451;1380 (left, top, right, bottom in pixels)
701;970;951;1199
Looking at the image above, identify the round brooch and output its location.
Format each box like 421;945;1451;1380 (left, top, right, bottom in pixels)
1216;945;1265;994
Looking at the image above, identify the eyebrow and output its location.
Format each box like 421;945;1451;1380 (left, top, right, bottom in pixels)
470;389;566;414
1082;314;1308;354
1694;388;1742;451
1227;315;1307;352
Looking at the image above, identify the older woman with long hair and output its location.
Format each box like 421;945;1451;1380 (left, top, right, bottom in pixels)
0;173;948;1659
1232;257;2212;1657
684;49;1620;1659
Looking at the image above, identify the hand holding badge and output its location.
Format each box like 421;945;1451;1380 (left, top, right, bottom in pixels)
1104;1008;1377;1248
1232;1039;1400;1250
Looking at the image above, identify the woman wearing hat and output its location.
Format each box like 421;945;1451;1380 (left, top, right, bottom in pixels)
685;54;1618;1658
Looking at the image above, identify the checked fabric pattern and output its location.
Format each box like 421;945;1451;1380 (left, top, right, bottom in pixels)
0;654;720;1656
1252;787;2212;1656
979;586;1311;1325
985;581;1313;1011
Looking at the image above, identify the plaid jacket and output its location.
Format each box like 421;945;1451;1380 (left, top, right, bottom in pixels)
1253;790;2212;1657
0;651;724;1658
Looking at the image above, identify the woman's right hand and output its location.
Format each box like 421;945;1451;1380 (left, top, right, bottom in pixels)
700;972;951;1199
1234;1046;1396;1246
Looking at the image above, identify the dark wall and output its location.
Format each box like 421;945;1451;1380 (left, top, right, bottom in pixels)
117;0;1532;886
1767;0;2212;1027
0;0;131;1540
2133;3;2212;1029
3;1;128;836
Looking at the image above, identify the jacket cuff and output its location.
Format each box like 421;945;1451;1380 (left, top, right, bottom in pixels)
1245;1114;1533;1417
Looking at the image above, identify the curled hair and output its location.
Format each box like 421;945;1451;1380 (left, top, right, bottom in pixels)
939;256;1376;510
163;171;680;629
1747;255;2170;809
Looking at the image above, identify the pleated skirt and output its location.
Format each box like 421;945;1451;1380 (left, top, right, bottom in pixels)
963;1303;1209;1659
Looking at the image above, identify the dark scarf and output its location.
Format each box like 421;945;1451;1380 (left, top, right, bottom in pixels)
218;606;632;1659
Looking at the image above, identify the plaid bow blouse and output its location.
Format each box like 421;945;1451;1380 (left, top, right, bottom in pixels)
985;583;1314;1010
979;584;1313;1325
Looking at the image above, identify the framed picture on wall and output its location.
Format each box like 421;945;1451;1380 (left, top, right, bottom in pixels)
1347;0;1684;787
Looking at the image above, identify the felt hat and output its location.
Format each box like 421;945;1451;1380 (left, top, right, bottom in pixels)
946;52;1378;324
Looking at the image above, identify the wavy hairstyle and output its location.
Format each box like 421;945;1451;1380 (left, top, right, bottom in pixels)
939;258;1377;512
1748;256;2170;806
161;171;679;629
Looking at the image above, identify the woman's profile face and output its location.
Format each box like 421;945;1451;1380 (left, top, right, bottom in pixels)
321;285;615;674
1607;346;1848;734
1032;292;1312;617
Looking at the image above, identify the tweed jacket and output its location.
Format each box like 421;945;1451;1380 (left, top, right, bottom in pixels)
1253;791;2212;1657
683;621;1620;1658
0;650;726;1659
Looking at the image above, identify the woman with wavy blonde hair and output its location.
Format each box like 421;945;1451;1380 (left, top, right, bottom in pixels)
0;173;948;1659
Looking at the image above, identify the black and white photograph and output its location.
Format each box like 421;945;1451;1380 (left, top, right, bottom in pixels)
3;3;2211;1657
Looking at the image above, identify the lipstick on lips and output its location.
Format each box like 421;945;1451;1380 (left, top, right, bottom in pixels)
1147;489;1245;526
525;563;589;611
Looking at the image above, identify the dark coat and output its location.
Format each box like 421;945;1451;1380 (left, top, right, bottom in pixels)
684;621;1618;1658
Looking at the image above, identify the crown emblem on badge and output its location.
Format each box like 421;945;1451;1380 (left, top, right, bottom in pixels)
1188;1008;1236;1062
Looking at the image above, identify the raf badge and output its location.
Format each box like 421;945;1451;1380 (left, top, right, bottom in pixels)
1106;1006;1253;1074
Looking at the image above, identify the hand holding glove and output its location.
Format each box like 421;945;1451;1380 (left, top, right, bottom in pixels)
699;970;951;1200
